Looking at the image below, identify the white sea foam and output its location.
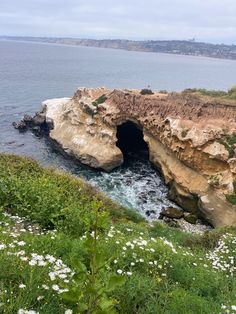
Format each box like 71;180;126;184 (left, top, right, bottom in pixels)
85;154;177;219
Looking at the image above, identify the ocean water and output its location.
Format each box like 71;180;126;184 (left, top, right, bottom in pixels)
1;39;236;218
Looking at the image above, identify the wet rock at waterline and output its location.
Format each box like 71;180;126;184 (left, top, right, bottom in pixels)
184;213;198;225
13;111;53;137
159;207;184;219
14;87;236;227
162;217;181;228
145;210;156;217
22;114;34;127
159;207;201;227
32;126;42;137
12;121;27;132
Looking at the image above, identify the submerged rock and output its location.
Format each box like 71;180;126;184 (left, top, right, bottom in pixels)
12;121;27;132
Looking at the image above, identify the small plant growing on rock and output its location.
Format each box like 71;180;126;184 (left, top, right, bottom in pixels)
219;133;236;158
181;129;189;138
92;94;108;107
226;181;236;205
209;175;220;187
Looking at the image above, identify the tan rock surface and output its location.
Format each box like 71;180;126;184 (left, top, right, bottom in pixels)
41;87;236;227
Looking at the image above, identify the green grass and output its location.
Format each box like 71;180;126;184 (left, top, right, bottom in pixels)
183;85;236;101
0;154;143;233
0;153;236;313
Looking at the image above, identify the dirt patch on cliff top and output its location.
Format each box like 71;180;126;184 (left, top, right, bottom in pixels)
102;90;236;124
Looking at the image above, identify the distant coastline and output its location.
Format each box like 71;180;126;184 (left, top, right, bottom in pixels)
1;36;236;61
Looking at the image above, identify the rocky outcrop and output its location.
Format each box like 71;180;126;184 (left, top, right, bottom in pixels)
33;87;236;227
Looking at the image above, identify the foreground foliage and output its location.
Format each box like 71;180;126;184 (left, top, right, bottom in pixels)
0;154;236;314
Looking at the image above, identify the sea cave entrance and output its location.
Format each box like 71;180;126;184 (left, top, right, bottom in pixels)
116;121;149;161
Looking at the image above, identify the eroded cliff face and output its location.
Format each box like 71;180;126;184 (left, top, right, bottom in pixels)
42;87;236;227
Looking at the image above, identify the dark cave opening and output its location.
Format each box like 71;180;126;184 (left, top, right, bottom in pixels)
116;121;149;160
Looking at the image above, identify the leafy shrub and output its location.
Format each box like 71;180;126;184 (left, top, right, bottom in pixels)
228;85;236;99
140;89;154;95
61;202;126;313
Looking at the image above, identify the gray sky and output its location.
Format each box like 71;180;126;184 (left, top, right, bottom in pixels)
0;0;235;44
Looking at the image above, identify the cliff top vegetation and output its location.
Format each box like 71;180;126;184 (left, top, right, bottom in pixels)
0;154;236;313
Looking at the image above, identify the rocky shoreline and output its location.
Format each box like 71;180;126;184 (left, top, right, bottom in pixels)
13;87;236;228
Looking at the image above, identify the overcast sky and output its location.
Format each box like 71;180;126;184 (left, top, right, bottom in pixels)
0;0;235;44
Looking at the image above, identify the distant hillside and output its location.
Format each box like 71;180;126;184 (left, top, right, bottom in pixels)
2;36;236;60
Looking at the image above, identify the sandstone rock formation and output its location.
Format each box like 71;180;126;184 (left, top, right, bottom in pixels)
36;87;236;227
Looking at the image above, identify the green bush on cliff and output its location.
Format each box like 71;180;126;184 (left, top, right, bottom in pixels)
183;88;228;97
92;94;107;107
140;89;154;95
218;133;236;159
226;181;236;205
0;154;236;314
228;85;236;99
183;85;236;100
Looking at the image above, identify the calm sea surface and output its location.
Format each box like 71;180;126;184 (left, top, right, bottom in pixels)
1;40;236;218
